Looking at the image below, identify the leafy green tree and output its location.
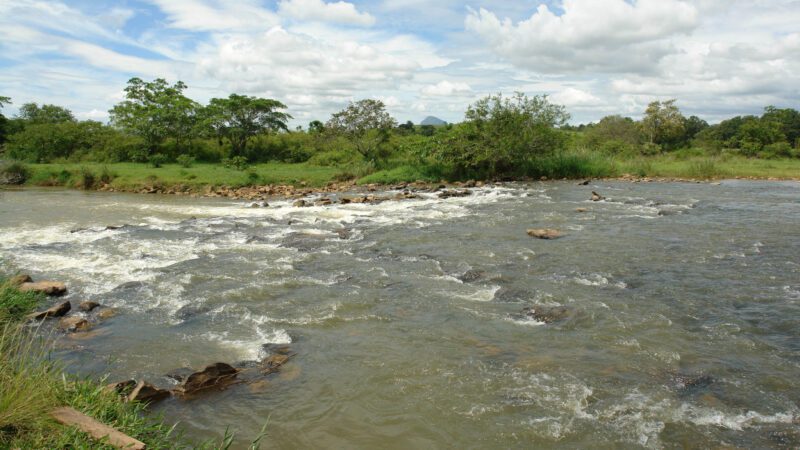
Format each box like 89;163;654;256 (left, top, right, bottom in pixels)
109;78;198;155
762;106;800;147
6;121;116;162
326;99;397;163
203;94;291;158
0;96;10;145
585;115;642;150
432;92;570;176
18;103;75;124
734;117;785;154
308;120;325;134
682;115;709;143
641;99;686;150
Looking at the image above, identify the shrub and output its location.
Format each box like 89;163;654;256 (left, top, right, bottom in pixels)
222;156;249;170
246;170;260;184
98;166;115;185
307;150;361;167
176;154;195;168
0;161;30;185
148;153;168;168
759;142;796;159
78;167;95;189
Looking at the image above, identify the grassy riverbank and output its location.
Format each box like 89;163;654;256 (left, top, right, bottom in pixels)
0;277;266;449
11;154;800;195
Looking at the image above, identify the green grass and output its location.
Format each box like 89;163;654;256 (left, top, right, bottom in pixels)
357;165;441;185
614;154;800;179
0;283;42;322
26;162;345;190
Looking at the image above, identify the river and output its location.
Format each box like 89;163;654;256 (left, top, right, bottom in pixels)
1;181;799;448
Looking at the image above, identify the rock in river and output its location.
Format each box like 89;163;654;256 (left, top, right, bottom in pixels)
527;229;562;240
59;316;91;332
19;281;67;296
175;363;239;395
127;381;171;404
591;191;605;202
519;306;570;324
79;301;101;312
9;274;32;286
28;301;72;320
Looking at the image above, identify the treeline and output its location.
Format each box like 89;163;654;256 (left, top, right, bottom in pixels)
1;78;798;181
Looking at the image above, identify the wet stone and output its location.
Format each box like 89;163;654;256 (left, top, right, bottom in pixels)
79;301;101;312
28;301;71;320
519;306;570;324
458;270;486;283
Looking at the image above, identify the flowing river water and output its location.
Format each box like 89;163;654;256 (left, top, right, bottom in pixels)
1;181;799;449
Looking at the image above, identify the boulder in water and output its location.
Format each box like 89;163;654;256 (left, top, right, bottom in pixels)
96;308;118;320
591;191;605;202
19;281;67;296
28;301;71;320
458;270;485;283
292;199;307;207
79;301;101;312
576;208;588;213
127;381;171;404
520;306;569;324
438;189;471;199
527;229;562;240
175;363;239;395
59;316;91;332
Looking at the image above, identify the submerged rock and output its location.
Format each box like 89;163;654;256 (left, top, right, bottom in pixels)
577;180;591;186
59;316;91;332
669;372;714;393
292;199;307;207
175;363;239;395
28;301;72;320
79;301;101;312
174;304;212;321
576;208;588;213
164;367;196;383
527;229;562;240
95;308;118;320
519;306;570;324
458;270;486;283
19;281;67;296
438;189;472;199
591;191;605;202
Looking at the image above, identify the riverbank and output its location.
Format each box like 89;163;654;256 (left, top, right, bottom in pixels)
6;155;798;200
0;276;264;449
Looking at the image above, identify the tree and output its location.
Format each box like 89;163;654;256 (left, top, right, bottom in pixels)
308;120;325;134
432;92;570;176
326;99;397;162
109;78;198;154
585;115;642;148
641;99;686;150
0;96;10;145
683;115;709;143
762;106;800;147
18;103;75;124
203;94;291;158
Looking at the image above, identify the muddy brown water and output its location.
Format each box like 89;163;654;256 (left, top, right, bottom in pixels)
1;181;799;449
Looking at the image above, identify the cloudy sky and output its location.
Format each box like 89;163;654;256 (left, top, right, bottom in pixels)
0;0;798;126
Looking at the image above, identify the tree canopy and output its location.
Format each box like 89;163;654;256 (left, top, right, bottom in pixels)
326;99;397;162
203;94;291;158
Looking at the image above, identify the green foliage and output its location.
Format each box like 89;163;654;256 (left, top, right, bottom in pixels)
357;165;441;184
222;156;249;170
0;161;30;185
0;282;42;322
148;153;168;168
176;154;195;168
641;99;686;149
18;103;75;124
687;158;726;178
430;93;570;178
326;99;397;163
109;78;198;154
308;149;361;167
79;166;96;189
202;94;291;157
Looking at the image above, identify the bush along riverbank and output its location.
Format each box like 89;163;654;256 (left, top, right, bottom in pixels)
0;274;276;449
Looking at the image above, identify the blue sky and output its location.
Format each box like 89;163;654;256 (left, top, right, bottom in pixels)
1;0;798;126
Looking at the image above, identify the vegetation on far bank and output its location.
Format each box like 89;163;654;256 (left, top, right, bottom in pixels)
1;81;799;192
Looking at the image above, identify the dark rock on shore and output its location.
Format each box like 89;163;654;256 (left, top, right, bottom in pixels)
28;301;71;320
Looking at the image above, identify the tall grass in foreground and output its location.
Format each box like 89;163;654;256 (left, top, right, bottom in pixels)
687;158;728;179
526;151;617;179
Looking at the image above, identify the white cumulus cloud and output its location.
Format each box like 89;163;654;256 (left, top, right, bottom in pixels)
279;0;376;26
421;80;472;96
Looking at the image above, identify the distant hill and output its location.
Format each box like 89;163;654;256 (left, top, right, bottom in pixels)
420;116;446;126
